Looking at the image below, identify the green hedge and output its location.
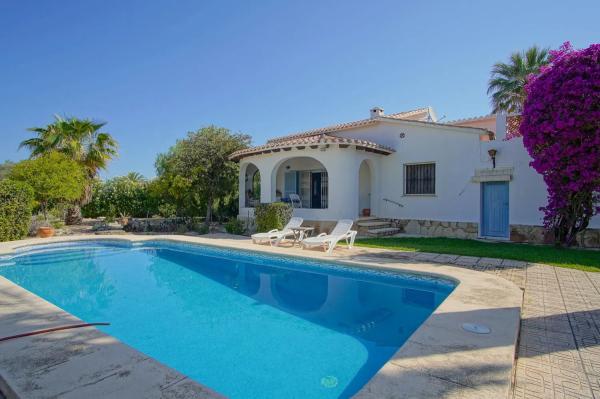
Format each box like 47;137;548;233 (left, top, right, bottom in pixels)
0;180;34;242
254;202;293;232
225;219;246;235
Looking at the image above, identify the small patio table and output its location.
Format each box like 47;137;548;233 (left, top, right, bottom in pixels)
290;226;315;244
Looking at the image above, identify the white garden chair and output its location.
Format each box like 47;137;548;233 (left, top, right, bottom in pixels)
289;193;303;208
301;219;357;255
251;217;304;246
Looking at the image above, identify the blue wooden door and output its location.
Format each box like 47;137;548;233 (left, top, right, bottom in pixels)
481;182;509;238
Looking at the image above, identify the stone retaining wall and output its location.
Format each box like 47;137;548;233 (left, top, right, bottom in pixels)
242;214;600;248
510;224;600;248
124;217;206;233
392;219;479;239
390;218;600;248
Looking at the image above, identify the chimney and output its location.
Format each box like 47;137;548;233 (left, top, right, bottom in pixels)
495;112;507;140
370;107;384;119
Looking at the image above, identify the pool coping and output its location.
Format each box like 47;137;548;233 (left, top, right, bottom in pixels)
0;234;523;399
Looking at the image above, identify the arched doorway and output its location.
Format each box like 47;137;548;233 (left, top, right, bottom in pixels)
243;163;260;207
273;157;328;209
358;160;372;216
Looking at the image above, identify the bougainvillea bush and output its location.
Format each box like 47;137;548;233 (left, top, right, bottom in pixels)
520;42;600;246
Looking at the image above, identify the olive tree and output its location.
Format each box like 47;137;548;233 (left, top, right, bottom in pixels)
156;126;250;223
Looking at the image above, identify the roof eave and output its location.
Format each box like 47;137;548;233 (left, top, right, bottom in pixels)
229;143;395;162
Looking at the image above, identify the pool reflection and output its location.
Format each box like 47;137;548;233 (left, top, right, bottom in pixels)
151;247;448;347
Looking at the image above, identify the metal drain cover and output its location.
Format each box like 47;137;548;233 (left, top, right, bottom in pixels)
320;375;338;388
462;323;491;334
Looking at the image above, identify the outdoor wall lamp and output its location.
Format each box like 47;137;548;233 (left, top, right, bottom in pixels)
488;148;498;168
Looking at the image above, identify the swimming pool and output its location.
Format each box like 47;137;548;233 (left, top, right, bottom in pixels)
0;240;455;398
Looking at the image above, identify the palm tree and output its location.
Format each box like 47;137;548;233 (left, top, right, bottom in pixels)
487;46;549;113
125;172;145;182
20;116;118;224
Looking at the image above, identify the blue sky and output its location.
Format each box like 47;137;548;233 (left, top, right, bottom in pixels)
1;0;598;178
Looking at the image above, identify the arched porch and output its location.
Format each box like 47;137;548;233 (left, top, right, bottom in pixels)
237;146;386;223
272;157;328;209
241;162;261;208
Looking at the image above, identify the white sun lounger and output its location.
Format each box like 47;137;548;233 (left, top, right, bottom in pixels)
251;217;304;246
301;219;357;255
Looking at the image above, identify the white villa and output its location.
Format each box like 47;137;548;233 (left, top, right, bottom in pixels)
230;107;600;247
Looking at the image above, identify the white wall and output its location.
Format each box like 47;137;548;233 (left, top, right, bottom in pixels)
338;120;600;229
239;119;599;230
340;122;486;223
238;146;382;221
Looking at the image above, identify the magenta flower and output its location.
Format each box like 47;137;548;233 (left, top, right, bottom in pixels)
520;42;600;245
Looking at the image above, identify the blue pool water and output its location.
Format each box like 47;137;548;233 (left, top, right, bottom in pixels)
0;240;455;398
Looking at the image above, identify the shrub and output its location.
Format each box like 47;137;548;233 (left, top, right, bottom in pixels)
51;220;65;229
195;223;209;235
254;202;293;232
9;152;85;223
157;203;177;218
225;219;246;235
0;180;34;241
520;42;600;246
83;175;155;218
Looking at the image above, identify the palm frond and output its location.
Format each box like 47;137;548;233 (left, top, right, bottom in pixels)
487;45;549;113
20;115;119;172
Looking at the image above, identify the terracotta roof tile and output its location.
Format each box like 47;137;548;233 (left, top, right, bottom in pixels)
230;107;491;161
385;107;431;121
266;118;379;144
446;114;495;124
229;133;394;161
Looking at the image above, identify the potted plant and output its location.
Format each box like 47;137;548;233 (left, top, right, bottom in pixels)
37;225;55;238
118;214;129;226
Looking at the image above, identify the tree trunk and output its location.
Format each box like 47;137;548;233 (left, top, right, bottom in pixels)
65;204;83;225
553;192;592;247
205;198;213;226
42;202;49;225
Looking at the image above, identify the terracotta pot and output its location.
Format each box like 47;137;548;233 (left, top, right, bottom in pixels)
37;226;55;238
362;208;371;217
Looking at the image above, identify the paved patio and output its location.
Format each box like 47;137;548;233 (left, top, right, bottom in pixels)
345;247;600;399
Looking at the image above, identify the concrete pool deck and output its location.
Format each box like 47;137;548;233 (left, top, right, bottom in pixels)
0;234;523;398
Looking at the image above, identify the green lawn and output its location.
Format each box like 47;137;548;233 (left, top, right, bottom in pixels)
355;237;600;272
